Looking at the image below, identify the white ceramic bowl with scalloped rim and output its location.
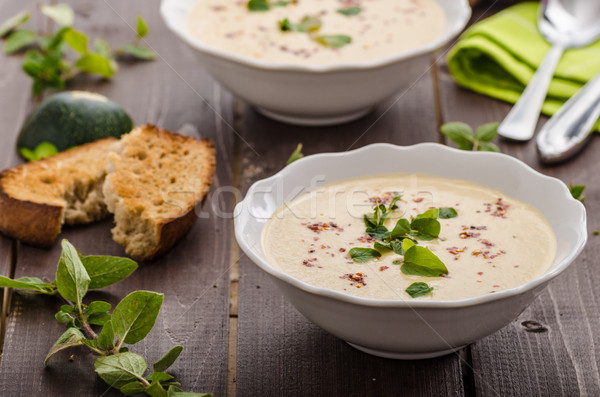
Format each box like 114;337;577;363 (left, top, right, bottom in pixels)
233;143;587;359
160;0;471;126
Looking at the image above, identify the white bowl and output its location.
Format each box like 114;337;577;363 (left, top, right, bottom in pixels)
233;143;587;359
160;0;471;126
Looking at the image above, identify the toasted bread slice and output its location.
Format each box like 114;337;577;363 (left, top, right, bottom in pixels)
0;138;115;247
103;125;216;261
0;124;216;261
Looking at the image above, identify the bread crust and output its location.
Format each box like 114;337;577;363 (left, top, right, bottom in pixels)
0;174;63;247
143;137;216;262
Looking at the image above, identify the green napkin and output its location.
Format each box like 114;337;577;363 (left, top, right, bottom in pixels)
447;2;600;128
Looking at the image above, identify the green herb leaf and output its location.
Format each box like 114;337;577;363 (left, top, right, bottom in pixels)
150;372;174;382
349;247;381;263
315;34;352;48
405;282;434;298
390;240;405;255
119;44;156;60
94;38;112;58
272;0;292;6
410;218;440;240
440;122;474;150
55;310;73;323
401;246;448;277
4;29;36;54
120;381;146;395
0;10;30;37
97;320;115;351
136;15;149;38
438;207;458;219
94;352;148;389
146;381;169;397
402;238;416;252
389;218;411;239
41;3;75;27
337;7;361;16
88;312;112;325
80;255;137;289
0;275;53;293
286;143;304;165
415;208;439;220
477;141;500;152
112;291;164;345
570;184;586;202
279;15;321;32
373;241;392;251
75;52;116;77
86;301;112;316
167;387;212;397
64;28;88;53
388;194;402;210
154;345;183;372
247;0;270;12
45;328;85;366
34;142;59;160
39;26;69;51
55;239;91;306
366;225;388;240
474;122;499;142
60;304;77;314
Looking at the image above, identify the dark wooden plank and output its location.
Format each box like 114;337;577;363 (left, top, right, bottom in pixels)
437;4;600;394
236;70;465;396
0;0;47;363
0;0;234;395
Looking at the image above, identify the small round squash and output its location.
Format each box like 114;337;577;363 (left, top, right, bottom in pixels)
17;91;133;160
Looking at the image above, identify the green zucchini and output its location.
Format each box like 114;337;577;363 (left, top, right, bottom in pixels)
17;91;133;160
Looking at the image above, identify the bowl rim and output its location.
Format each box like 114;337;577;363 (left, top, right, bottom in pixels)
160;0;472;73
234;143;588;309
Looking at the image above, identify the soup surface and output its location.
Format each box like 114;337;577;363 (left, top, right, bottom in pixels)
186;0;445;65
262;174;556;300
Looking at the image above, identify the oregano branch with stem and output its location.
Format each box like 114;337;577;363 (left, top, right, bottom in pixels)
0;239;210;397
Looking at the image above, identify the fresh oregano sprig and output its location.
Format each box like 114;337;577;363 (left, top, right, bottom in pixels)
349;197;458;297
0;4;156;96
440;122;501;152
569;184;585;203
0;239;210;397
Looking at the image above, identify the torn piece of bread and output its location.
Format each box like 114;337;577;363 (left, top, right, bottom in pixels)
0;138;115;247
0;124;216;261
103;125;216;261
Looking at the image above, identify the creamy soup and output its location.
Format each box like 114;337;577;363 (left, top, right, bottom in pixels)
186;0;445;65
262;175;557;300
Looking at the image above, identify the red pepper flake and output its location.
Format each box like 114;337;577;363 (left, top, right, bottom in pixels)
477;272;484;276
479;239;494;247
379;266;389;271
308;249;315;254
484;198;509;218
447;246;465;255
493;284;500;288
412;197;424;203
306;222;344;233
302;258;317;267
340;272;367;287
321;245;326;249
368;192;400;205
339;248;346;252
459;231;480;239
472;249;482;256
357;235;376;243
313;237;319;241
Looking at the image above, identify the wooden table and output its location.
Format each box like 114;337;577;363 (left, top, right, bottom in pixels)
0;1;598;396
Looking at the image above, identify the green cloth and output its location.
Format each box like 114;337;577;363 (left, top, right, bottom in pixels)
447;2;600;127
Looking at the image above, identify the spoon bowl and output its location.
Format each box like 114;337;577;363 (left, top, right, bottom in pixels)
497;0;600;141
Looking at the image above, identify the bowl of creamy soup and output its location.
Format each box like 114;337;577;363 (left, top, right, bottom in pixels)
233;143;587;359
160;0;470;125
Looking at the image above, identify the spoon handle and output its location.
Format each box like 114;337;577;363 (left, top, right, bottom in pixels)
536;72;600;163
497;44;565;141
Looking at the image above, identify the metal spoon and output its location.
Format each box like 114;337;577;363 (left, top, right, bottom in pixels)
536;71;600;163
497;0;600;141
